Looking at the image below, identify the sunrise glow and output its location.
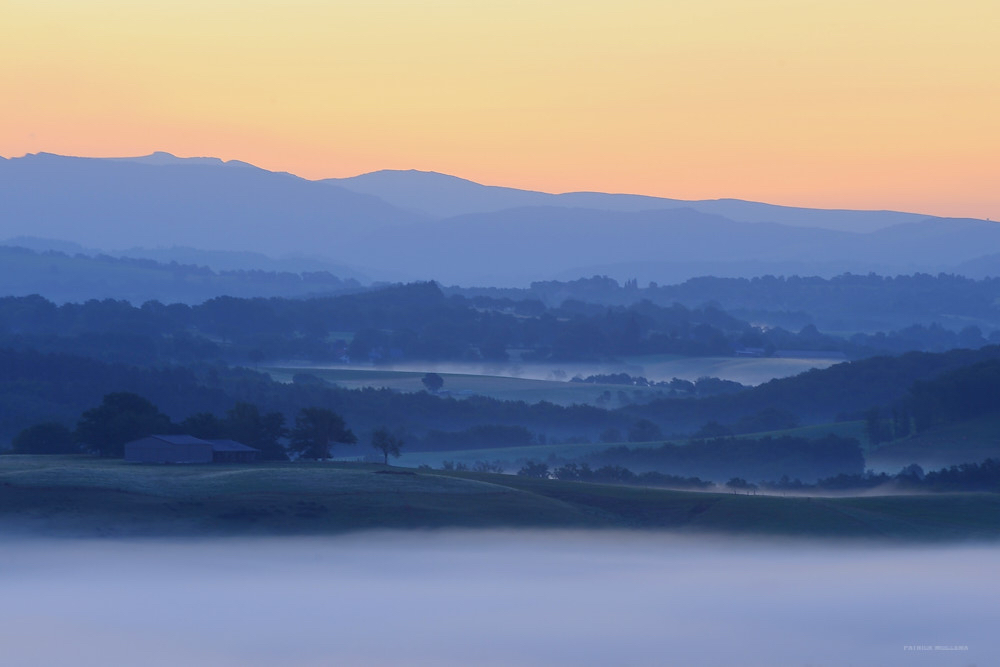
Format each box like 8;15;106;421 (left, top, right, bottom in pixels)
3;0;998;218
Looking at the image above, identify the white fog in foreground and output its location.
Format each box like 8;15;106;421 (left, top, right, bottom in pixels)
0;531;995;666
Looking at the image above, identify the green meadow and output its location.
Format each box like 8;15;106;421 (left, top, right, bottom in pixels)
393;420;869;470
1;456;997;541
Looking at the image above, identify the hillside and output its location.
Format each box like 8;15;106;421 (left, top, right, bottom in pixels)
625;345;1000;430
868;416;1000;471
0;245;365;304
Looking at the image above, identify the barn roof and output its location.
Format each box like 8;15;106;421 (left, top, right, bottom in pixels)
144;435;258;452
207;439;259;453
149;434;213;446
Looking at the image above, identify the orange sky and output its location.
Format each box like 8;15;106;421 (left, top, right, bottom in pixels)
2;0;998;219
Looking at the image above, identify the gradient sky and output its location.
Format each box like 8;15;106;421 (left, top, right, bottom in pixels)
3;0;998;218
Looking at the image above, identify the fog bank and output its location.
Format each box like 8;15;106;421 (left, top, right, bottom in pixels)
0;531;994;666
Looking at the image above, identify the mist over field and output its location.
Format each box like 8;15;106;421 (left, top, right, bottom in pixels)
285;355;842;387
0;531;993;666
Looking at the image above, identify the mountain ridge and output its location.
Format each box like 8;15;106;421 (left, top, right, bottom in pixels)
2;152;997;286
329;167;951;232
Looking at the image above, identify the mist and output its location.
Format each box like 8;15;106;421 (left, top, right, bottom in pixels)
290;355;840;387
0;531;993;666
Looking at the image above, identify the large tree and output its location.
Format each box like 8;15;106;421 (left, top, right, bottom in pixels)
75;392;173;457
288;407;356;460
223;402;289;461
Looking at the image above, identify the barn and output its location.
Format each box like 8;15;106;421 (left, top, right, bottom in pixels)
124;435;259;464
206;439;260;463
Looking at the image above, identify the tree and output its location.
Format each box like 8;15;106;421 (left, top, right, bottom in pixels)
627;418;663;442
179;412;225;439
13;422;78;454
599;427;622;443
371;427;404;465
693;421;734;439
421;372;444;392
517;460;550;478
224;402;288;461
289;407;356;460
864;407;888;447
726;477;754;494
75;392;173;457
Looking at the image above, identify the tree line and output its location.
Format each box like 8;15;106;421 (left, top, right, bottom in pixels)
453;272;1000;335
4;282;994;372
11;391;406;463
763;459;1000;494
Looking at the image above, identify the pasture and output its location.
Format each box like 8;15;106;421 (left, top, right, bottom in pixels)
393;420;869;470
1;456;997;541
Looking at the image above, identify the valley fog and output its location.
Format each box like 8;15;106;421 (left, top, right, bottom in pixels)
0;531;994;666
290;355;840;387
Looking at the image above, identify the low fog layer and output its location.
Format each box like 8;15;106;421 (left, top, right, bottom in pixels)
291;355;840;387
0;531;994;666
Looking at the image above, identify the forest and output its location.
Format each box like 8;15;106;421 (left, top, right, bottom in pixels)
2;279;998;372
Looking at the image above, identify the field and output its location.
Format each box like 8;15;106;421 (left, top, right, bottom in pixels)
393;420;869;470
1;456;997;541
266;354;841;407
266;366;650;407
868;414;1000;472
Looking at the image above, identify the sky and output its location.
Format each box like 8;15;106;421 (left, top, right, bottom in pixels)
2;0;998;219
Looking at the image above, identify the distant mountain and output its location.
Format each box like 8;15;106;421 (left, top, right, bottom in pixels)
330;169;942;233
113;246;370;280
109;151;239;168
0;244;367;304
337;205;1000;285
1;236;371;281
0;152;419;257
955;252;1000;279
2;152;998;287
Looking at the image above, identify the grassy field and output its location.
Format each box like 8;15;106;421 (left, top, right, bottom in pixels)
393;420;869;470
266;354;840;407
867;414;1000;472
1;456;997;541
266;366;660;407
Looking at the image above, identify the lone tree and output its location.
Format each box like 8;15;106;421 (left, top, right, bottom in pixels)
288;407;356;460
421;372;444;393
75;392;173;457
370;427;404;465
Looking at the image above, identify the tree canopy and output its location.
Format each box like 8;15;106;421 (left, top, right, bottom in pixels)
371;427;404;464
288;407;356;460
75;392;172;457
421;373;444;392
